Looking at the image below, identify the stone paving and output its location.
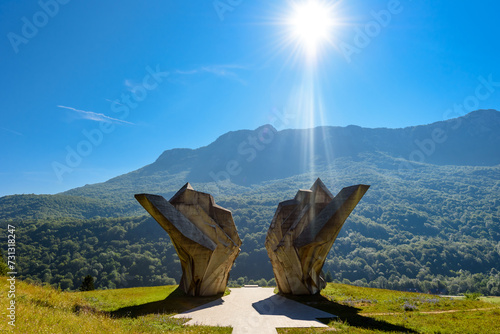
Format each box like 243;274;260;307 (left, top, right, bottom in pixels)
174;287;336;334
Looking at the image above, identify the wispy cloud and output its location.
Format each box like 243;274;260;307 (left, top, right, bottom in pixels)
58;105;134;125
105;99;125;106
124;79;140;92
175;65;248;84
0;127;23;136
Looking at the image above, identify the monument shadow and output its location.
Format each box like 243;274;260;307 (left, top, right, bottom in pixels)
272;293;419;333
110;287;224;318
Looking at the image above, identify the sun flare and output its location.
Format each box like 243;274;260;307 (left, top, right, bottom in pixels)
288;0;335;61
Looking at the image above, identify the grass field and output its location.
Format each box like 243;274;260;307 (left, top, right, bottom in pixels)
1;277;499;333
279;284;500;333
480;296;500;305
0;278;230;333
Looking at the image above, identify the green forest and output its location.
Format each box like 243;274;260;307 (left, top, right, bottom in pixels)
1;154;499;295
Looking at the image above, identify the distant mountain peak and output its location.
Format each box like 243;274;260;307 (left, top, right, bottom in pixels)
58;109;500;198
255;124;277;132
469;108;499;114
463;109;499;120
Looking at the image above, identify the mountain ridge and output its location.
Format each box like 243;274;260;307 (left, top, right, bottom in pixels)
1;110;499;294
99;109;500;188
1;109;498;212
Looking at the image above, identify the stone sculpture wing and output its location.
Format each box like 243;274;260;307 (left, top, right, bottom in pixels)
294;184;370;249
134;193;216;251
266;180;370;295
135;187;241;297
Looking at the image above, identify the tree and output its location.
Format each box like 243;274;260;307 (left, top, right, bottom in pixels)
0;250;9;276
325;271;333;283
79;275;95;291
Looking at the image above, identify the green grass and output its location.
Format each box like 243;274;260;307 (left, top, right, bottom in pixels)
278;283;500;334
82;285;229;316
0;277;230;333
481;296;500;305
2;278;499;333
81;285;179;312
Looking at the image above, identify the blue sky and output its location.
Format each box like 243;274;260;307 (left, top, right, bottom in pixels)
1;0;499;196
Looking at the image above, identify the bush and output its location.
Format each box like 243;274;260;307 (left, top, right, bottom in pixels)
79;275;95;291
0;250;9;276
464;292;482;300
0;261;8;276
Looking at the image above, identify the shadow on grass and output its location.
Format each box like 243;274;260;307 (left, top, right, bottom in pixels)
110;287;224;318
282;293;418;333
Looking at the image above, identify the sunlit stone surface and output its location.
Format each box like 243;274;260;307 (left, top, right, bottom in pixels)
265;178;369;295
135;183;242;296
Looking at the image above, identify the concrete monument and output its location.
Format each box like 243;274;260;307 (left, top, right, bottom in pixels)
135;183;242;296
265;178;369;295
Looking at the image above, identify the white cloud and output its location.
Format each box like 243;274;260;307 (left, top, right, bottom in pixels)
175;64;248;84
0;127;23;136
57;105;134;125
105;99;125;106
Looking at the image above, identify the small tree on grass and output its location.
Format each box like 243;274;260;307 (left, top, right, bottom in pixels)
464;292;482;300
79;275;95;291
325;271;333;283
0;250;10;276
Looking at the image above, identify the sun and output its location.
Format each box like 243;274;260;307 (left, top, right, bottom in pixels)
288;0;335;61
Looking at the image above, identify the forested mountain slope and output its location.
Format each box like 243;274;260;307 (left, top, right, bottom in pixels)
1;110;499;294
58;109;500;204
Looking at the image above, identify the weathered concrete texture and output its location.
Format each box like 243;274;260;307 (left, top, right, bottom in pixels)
174;287;336;334
135;183;242;296
266;178;369;295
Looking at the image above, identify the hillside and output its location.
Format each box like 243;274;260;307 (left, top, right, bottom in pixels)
0;110;499;294
0;194;137;220
0;278;229;333
1;278;499;333
59;109;500;204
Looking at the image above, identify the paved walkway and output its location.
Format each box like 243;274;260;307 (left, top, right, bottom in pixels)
173;287;336;334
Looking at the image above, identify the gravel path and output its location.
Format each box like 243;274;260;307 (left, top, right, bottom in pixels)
365;307;499;316
173;287;336;334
